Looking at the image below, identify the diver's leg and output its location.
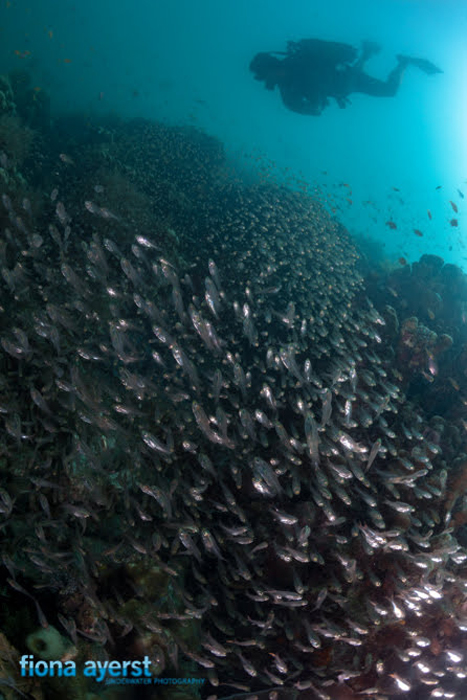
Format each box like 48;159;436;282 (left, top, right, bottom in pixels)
353;40;381;70
350;61;406;97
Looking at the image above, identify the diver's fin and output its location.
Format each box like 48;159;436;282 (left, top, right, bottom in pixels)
397;55;443;74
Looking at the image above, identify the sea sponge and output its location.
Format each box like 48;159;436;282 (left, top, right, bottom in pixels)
26;625;68;660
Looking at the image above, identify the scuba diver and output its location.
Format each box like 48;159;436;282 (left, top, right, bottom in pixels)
250;38;442;115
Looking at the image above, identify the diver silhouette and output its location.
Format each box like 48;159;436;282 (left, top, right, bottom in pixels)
250;38;442;115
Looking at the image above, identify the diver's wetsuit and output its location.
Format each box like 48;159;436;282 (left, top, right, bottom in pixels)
346;61;406;97
250;39;441;115
278;53;406;114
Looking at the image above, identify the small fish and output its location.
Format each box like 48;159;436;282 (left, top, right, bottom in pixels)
260;384;276;411
320;388;332;427
448;377;460;391
435;185;442;190
141;430;173;456
413;229;423;237
384;499;415;514
138;484;172;518
458;188;464;199
427;209;432;219
192;401;234;448
365;439;382;472
205;276;221;317
178;531;202;561
200;528;224;559
2;193;12;211
202;632;228;657
269;652;288;674
386;220;397;229
398;257;407;266
236;651;257;677
61;263;89;297
339;431;368;454
135;234;158;249
56;201;70;225
59;153;74;165
450;218;458;227
271;508;298;526
84;200;101;214
183;650;215;669
7;579;48;627
390;674;411;692
427;353;438;376
450;200;458;213
304;412;319;467
30;387;52;415
251;457;282;496
62;504;92;519
0;488;14;517
208;259;221;289
99;206;119;220
14;49;31;58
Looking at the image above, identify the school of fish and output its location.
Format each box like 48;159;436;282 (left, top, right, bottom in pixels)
0;113;467;700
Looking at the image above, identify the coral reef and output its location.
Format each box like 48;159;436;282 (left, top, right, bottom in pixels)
0;113;34;167
365;253;467;419
0;72;45;209
0;91;467;700
397;315;452;381
0;631;44;700
8;69;51;130
0;74;15;116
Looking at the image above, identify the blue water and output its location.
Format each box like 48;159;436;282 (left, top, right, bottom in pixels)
1;0;465;267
